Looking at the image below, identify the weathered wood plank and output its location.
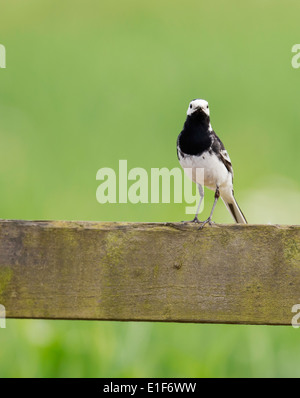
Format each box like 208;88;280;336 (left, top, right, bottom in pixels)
0;220;299;325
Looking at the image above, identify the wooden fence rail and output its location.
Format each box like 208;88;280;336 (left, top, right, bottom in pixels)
0;220;299;325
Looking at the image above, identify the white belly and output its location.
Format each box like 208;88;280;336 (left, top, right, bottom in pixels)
178;151;233;193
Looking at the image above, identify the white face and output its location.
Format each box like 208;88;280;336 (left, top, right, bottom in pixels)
187;99;210;117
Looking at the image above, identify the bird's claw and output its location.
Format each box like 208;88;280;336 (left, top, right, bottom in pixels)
181;217;202;224
198;218;215;229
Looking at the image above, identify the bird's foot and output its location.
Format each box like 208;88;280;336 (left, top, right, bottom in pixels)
181;217;202;224
198;218;215;229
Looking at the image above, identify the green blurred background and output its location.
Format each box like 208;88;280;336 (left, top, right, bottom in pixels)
0;0;300;377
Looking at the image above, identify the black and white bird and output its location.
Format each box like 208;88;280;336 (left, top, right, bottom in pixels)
177;99;247;227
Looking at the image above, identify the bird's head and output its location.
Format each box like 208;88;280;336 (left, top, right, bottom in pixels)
186;99;210;118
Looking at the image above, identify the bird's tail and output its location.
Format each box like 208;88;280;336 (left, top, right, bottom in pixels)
222;192;247;224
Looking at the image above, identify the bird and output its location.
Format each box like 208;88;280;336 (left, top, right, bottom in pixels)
177;99;247;227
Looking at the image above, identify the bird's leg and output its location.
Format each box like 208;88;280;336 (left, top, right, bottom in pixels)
193;184;204;222
199;186;220;229
182;184;204;223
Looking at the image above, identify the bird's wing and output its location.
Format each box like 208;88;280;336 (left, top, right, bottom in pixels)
219;149;233;177
211;132;234;176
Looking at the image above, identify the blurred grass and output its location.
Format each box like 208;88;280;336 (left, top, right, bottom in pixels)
0;0;300;377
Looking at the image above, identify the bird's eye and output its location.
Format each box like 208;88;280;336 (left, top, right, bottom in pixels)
207;105;209;108
190;104;192;109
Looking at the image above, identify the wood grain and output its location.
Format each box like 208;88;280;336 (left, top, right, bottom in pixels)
0;220;299;325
